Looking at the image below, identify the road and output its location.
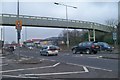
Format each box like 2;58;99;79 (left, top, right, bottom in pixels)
1;48;119;79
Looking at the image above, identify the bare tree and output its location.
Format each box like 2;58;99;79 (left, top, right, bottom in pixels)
11;41;16;44
105;19;118;50
105;19;118;31
58;29;87;46
105;19;118;26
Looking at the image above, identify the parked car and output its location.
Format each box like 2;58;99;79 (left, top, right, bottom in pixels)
40;45;59;56
71;41;100;54
97;42;114;52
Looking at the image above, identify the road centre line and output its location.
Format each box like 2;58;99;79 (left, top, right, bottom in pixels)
0;57;5;59
40;58;56;62
73;55;98;58
24;71;87;76
66;62;112;72
0;62;60;73
72;55;109;60
2;75;39;79
88;57;99;59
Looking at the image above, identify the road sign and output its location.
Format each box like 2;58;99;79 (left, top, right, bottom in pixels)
16;20;22;30
112;32;117;40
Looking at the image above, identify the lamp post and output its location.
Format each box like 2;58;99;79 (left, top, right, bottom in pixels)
54;2;77;49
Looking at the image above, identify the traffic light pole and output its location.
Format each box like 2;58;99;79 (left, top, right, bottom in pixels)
17;0;21;60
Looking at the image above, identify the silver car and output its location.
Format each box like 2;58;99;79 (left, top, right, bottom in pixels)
40;45;58;56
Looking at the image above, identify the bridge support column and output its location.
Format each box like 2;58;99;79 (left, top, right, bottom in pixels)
88;29;96;41
88;30;91;41
93;29;96;41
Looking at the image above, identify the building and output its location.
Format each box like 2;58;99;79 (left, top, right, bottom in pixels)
23;37;65;48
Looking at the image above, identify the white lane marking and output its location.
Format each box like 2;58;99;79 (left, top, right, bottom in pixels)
0;62;60;73
83;66;89;72
0;57;5;59
2;75;39;79
49;59;56;62
0;64;8;67
39;58;112;72
99;56;103;58
85;55;97;57
72;55;111;60
88;57;99;59
40;58;56;62
66;54;69;55
66;62;112;72
24;71;87;76
73;55;100;57
53;62;60;67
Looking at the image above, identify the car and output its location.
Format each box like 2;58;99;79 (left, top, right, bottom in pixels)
28;46;34;50
71;41;100;54
40;45;59;56
54;45;61;51
97;42;114;52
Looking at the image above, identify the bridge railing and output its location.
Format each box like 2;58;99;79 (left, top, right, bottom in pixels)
0;13;105;26
0;13;113;32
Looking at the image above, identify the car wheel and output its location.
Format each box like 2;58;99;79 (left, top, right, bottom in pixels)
40;53;42;56
93;51;97;54
55;54;58;56
46;53;48;56
86;49;91;54
72;49;76;54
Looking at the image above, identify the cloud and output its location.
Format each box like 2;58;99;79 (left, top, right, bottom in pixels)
1;0;120;2
1;2;118;43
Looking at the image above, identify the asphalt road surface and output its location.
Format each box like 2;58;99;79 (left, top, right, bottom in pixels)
1;48;119;80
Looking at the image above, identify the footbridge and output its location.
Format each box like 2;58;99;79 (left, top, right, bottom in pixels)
0;14;113;32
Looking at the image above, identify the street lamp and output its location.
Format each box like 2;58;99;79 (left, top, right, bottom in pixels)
54;2;77;48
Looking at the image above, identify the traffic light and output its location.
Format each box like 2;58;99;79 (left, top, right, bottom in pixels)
16;20;22;30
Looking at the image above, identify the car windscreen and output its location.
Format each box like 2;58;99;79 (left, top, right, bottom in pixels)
103;43;109;47
49;46;57;50
42;46;48;49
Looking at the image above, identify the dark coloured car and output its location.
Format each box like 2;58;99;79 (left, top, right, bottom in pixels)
97;42;114;52
71;41;100;54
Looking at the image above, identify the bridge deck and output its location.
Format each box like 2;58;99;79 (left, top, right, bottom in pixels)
0;14;113;32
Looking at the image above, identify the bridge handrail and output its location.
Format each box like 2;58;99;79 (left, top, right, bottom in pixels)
0;13;112;30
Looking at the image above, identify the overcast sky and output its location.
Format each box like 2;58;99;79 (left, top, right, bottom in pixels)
0;0;119;43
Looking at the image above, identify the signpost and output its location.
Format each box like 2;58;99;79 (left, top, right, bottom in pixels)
16;20;22;44
112;32;117;41
112;32;117;52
